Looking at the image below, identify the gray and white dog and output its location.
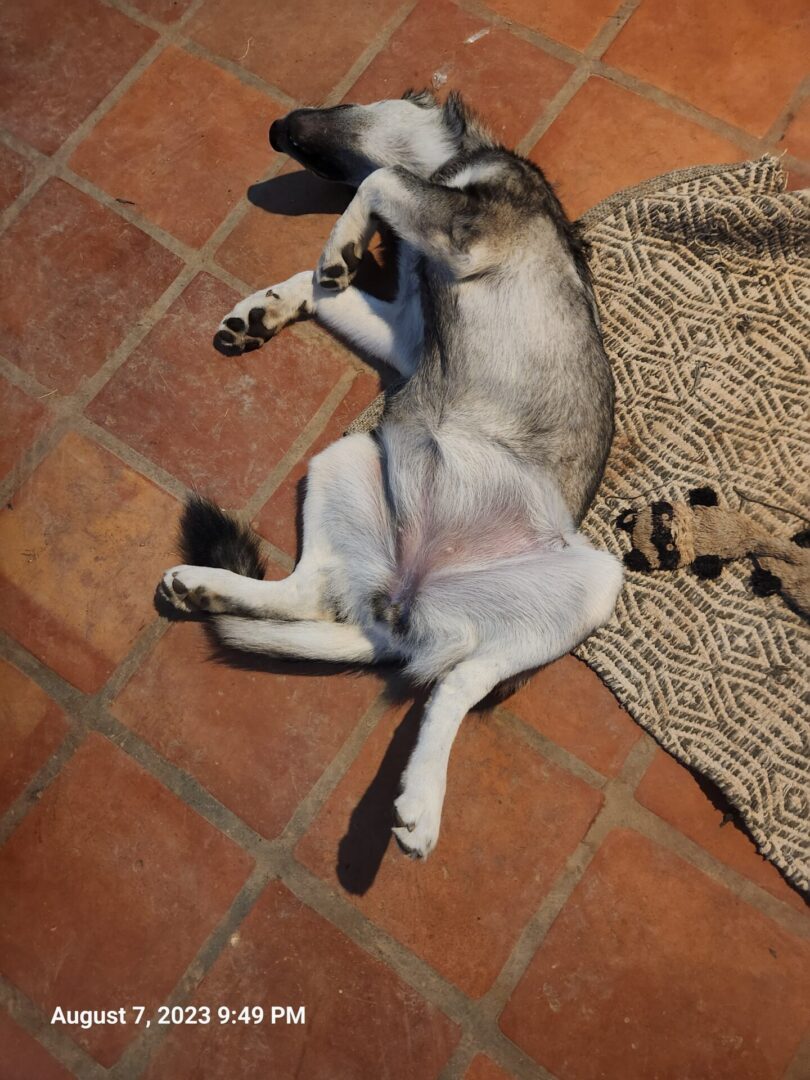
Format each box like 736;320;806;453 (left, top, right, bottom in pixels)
158;90;623;858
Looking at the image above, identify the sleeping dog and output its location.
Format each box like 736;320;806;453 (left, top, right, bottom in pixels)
158;90;623;858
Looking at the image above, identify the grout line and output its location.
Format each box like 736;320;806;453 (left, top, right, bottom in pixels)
241;365;357;516
109;863;281;1080
764;74;810;145
511;0;643;155
785;1030;810;1080
494;706;608;790
181;39;299;109
0;975;107;1080
321;0;421;107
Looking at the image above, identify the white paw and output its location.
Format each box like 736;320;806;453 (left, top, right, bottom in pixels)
392;769;446;859
158;565;237;613
213;280;312;357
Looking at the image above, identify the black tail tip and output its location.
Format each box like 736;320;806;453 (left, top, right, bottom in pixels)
179;494;266;580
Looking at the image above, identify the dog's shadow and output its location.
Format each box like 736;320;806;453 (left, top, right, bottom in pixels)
248;170;354;217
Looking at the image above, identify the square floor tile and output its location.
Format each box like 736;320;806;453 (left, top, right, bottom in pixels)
0;733;253;1066
0;1010;74;1080
0;659;68;814
347;0;573;149
216;164;353;291
0;179;181;394
0;432;179;692
296;708;603;996
780;97;810;163
500;829;810;1080
87;273;352;504
112;620;385;839
255;370;380;556
188;0;403;103
531;77;746;218
69;47;284;248
0;0;156;154
636;750;807;914
0;378;51;479
605;0;809;137
0;144;34;212
144;880;459;1079
483;0;622;51
465;1054;514;1080
506;654;640;776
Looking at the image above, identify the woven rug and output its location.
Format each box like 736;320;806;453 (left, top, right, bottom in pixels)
347;158;810;893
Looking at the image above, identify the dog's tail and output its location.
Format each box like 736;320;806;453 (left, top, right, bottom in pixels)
178;494;266;579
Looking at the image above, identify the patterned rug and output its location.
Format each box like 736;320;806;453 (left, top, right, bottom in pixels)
348;158;810;893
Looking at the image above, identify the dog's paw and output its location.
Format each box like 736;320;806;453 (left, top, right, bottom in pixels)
392;771;445;859
316;240;363;293
158;565;234;614
213;283;311;357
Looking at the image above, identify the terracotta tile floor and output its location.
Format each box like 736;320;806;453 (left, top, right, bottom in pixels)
0;1;807;1077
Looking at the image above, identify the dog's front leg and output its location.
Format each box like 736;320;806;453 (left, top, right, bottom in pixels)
213;270;315;357
317;167;481;292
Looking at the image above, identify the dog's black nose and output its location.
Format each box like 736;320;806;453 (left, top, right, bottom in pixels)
269;118;286;152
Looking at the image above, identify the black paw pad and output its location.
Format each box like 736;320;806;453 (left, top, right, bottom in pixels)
224;316;245;333
320;279;340;290
320;263;345;279
243;339;262;352
247;307;272;341
341;242;361;272
213;330;242;356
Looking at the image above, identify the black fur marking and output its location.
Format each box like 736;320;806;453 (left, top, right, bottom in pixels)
401;88;437;109
689;486;719;507
692;554;723;579
750;564;782;596
340;242;361;272
624;548;651;571
650;500;679;569
247;306;272;340
320;263;345;279
179;494;266;580
615;508;637;533
224;316;245;333
213;330;242;356
243;339;261;352
792;528;810;549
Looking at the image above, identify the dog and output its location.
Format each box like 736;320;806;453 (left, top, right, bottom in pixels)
158;90;623;858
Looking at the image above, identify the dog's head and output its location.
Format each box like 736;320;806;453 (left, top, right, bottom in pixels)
269;89;493;185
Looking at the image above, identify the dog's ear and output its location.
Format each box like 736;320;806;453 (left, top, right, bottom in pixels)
688;486;719;507
401;87;438;109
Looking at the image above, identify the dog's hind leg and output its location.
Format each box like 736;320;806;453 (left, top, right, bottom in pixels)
393;543;623;858
213;616;395;663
